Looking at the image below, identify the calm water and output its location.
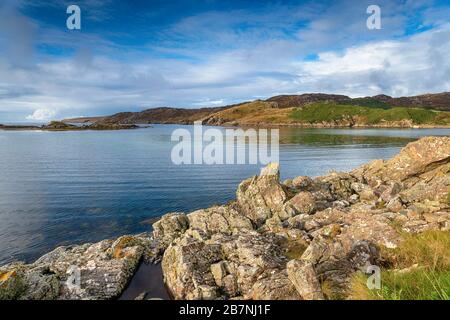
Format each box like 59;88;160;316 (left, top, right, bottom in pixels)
0;125;448;265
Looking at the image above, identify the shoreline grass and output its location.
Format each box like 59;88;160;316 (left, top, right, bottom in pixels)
348;230;450;300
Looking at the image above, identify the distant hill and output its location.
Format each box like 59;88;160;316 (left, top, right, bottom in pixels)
266;92;450;111
64;106;230;125
63;92;450;128
370;93;450;111
266;93;350;108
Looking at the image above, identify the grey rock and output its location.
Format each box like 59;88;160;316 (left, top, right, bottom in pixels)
287;260;324;300
152;212;189;247
188;205;253;236
236;164;288;227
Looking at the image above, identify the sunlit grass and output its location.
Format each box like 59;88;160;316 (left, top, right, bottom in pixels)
349;268;450;300
348;231;450;300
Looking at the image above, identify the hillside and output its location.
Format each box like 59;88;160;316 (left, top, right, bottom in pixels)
63;92;450;128
267;92;450;111
64;106;232;125
202;101;450;127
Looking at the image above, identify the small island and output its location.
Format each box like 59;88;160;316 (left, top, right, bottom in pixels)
0;121;139;131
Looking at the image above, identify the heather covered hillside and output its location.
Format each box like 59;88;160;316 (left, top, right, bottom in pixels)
64;93;450;128
202;100;450;127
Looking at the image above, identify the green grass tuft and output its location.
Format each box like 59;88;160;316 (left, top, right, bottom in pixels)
348;231;450;300
350;268;450;300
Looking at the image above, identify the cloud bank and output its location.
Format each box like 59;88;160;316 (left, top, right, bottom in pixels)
0;0;449;121
26;108;56;121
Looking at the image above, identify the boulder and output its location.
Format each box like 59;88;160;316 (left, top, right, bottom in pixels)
249;270;301;300
386;197;404;212
236;163;288;227
162;230;298;300
287;260;324;300
351;182;377;201
378;181;403;202
318;172;356;200
301;236;380;298
399;164;450;204
162;239;222;300
353;137;450;184
292;176;313;189
1;234;151;300
188;205;253;236
0;264;27;300
284;192;316;216
383;137;449;181
152;212;189;247
0;263;59;300
294;204;401;298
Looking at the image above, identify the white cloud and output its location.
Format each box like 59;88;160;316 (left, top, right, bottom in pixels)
26;108;56;121
0;1;449;121
3;23;450;120
295;24;450;97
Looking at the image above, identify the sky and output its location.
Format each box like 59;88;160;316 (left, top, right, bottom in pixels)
0;0;449;122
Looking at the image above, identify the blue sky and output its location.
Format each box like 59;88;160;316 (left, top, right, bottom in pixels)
0;0;449;122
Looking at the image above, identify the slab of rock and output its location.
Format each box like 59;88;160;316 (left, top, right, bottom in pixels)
0;264;29;300
287;260;323;300
399;164;450;204
295;204;401;297
152;212;189;247
292;176;313;189
1;235;151;300
188;205;253;236
162;229;299;300
284;192;316;216
250;270;301;300
353;136;450;185
162;238;223;300
236;164;288;227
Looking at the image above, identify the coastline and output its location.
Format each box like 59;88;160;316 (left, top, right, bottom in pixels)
0;122;141;131
2;121;449;131
207;122;450;129
1;136;448;300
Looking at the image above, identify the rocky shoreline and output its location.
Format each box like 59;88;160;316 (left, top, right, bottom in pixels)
0;136;449;300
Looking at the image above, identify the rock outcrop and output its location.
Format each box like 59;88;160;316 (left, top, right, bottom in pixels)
157;136;449;300
0;234;153;300
1;136;449;300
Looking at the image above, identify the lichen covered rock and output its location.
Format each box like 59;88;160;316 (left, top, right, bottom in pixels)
236;163;288;226
162;230;299;300
1;234;153;300
188;205;253;235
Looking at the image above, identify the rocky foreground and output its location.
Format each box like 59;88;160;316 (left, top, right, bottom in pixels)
1;136;449;300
